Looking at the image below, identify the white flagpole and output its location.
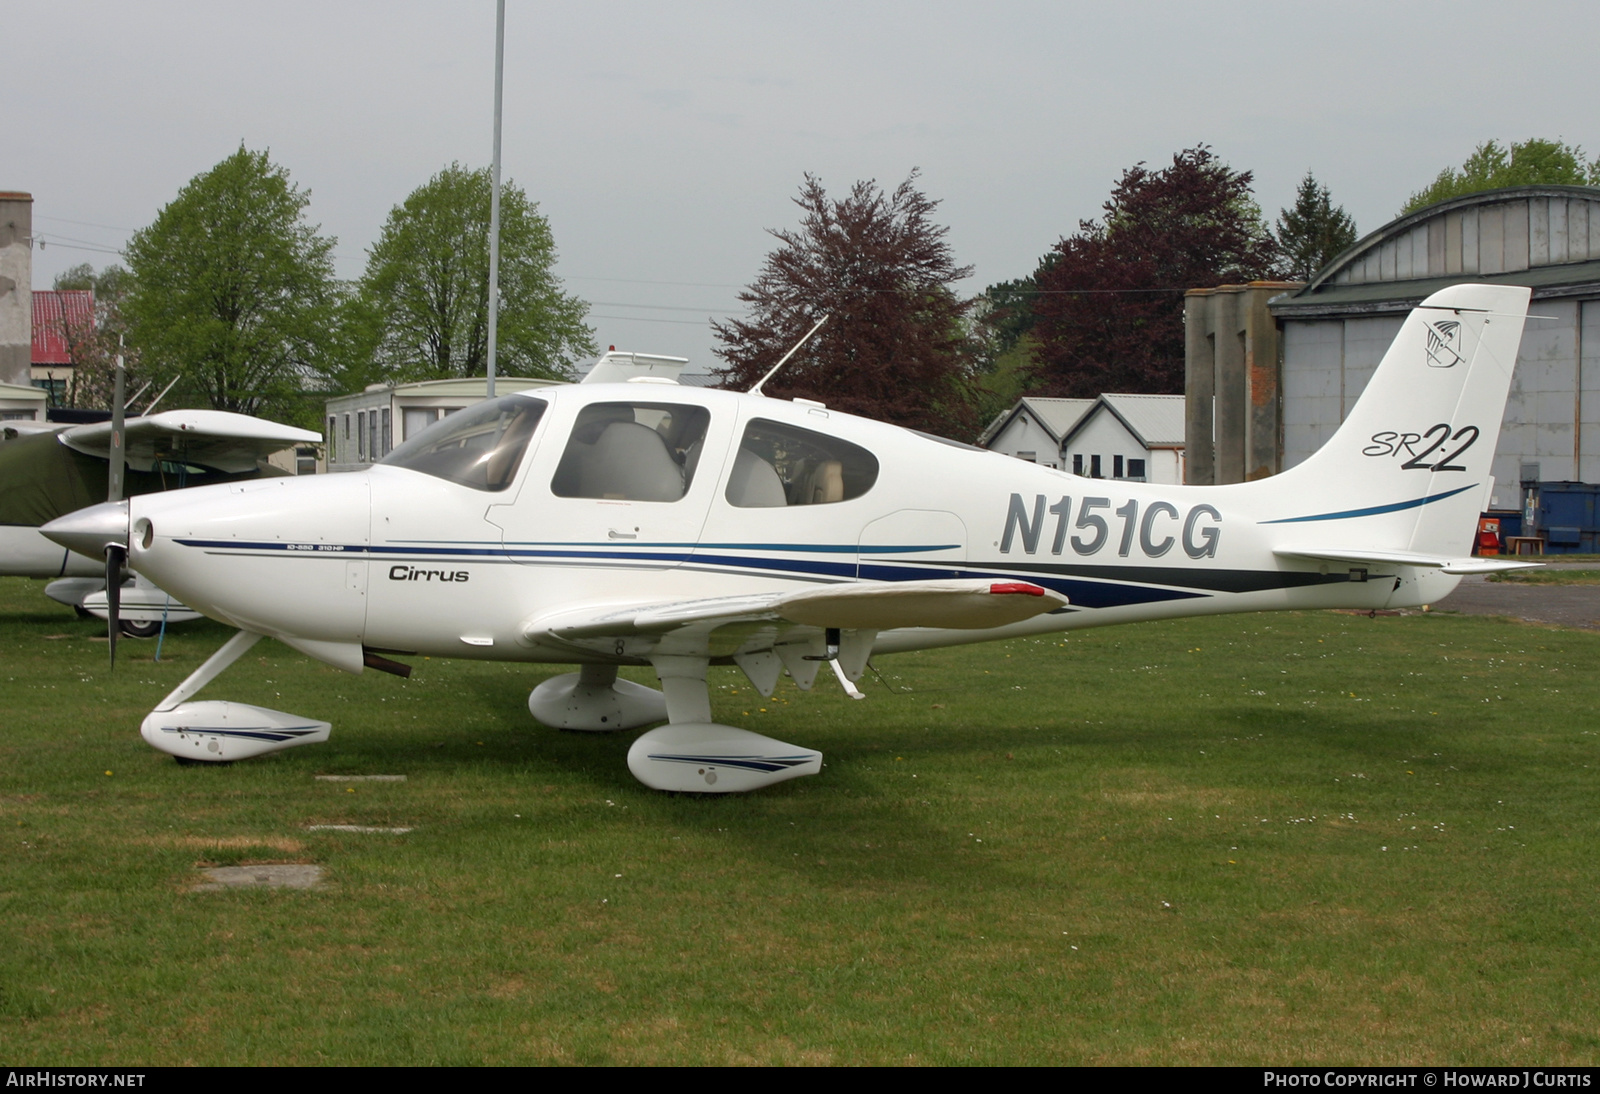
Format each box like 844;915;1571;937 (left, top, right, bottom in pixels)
486;0;505;399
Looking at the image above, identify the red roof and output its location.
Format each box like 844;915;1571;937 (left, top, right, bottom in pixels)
32;290;95;365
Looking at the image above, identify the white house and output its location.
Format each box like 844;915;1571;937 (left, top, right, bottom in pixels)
1059;393;1186;484
976;397;1094;469
324;377;560;472
0;380;46;422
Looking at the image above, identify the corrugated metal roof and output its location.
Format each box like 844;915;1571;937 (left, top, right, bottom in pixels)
1270;259;1600;317
32;290;94;365
1020;397;1095;440
1271;186;1600;317
978;396;1094;446
1094;393;1186;447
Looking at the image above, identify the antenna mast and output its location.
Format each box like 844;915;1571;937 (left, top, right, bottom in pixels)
749;315;828;396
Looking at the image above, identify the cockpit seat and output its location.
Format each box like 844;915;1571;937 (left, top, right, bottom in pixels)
573;421;685;502
803;459;844;504
725;447;787;508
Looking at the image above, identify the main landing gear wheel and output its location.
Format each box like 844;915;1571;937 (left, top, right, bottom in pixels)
625;655;822;793
119;619;161;639
527;664;667;731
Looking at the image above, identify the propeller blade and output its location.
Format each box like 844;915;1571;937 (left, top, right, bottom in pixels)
105;545;125;668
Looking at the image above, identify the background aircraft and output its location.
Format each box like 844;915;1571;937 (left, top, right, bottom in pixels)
45;284;1534;791
3;410;320;634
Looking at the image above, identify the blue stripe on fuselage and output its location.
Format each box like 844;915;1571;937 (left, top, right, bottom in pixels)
1259;483;1478;524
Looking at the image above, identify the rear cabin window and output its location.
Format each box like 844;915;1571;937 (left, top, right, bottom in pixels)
725;418;878;508
551;402;712;502
380;395;546;492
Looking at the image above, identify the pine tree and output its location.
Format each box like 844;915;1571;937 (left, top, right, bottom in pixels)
1275;172;1358;281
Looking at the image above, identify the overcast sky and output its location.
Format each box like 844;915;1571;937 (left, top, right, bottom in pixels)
12;1;1598;374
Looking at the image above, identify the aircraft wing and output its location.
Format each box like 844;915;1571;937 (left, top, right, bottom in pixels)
60;410;321;472
1272;547;1540;575
528;579;1070;643
2;422;69;442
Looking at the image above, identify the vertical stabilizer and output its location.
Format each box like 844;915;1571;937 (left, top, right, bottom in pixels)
1263;284;1529;559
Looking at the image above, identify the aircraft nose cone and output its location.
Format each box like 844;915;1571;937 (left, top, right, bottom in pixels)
41;499;130;560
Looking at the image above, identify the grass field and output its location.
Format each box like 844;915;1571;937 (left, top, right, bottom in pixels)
2;575;1599;1065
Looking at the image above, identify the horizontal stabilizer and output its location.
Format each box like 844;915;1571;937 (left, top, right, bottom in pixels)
580;351;689;385
1273;547;1541;575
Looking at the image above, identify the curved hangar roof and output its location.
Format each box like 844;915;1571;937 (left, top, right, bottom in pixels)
1272;185;1600;317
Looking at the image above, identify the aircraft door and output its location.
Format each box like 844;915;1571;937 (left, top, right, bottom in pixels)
490;397;731;586
858;510;968;582
696;411;886;586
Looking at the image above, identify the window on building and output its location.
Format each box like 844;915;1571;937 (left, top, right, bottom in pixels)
1128;458;1146;481
1072;453;1083;475
381;408;391;457
357;411;366;461
404;407;450;441
1090;454;1102;478
1113;455;1124;479
1017;451;1037;463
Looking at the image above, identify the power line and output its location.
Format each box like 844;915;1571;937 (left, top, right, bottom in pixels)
589;300;738;314
590;313;719;327
34;239;124;256
34;214;138;234
566;274;745;289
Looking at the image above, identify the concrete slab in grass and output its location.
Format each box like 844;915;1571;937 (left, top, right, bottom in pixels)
195;864;325;891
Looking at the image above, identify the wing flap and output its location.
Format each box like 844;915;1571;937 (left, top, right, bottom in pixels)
526;579;1069;645
1273;547;1541;574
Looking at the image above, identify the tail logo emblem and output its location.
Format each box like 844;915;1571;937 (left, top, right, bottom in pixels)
1426;320;1464;369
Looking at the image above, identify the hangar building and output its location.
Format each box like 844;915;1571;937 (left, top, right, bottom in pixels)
1188;185;1600;516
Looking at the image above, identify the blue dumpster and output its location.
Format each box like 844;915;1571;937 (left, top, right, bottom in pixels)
1535;482;1600;554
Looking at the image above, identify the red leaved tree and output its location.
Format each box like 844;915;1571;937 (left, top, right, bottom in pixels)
712;172;982;439
1027;146;1281;398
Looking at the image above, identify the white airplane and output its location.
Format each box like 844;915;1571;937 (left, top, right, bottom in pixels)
2;409;321;634
43;284;1535;791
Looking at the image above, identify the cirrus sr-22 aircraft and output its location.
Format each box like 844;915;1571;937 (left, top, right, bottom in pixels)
44;284;1535;793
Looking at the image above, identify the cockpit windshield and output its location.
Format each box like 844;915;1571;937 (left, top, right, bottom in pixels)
380;395;547;491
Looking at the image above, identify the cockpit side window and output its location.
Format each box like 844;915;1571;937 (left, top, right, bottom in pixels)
725;418;878;508
380;395;546;492
551;402;711;502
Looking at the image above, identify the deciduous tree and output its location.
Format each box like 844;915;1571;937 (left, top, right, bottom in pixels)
1403;138;1600;214
1275;172;1357;281
48;264;140;410
124;146;337;422
712;171;981;438
1026;146;1281;398
358;164;594;383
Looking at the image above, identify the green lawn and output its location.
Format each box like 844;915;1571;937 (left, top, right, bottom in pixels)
2;576;1598;1064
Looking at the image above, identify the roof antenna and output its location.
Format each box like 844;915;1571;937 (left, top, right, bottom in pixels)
141;374;182;416
122;380;151;410
749;315;827;397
